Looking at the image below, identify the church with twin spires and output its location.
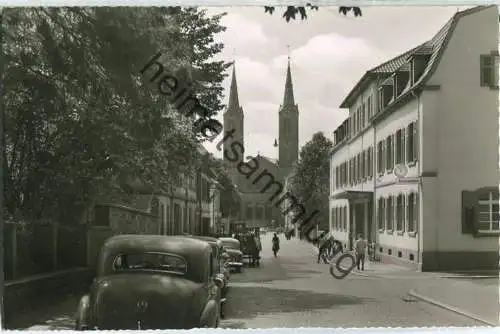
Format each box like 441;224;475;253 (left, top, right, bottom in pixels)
222;57;300;229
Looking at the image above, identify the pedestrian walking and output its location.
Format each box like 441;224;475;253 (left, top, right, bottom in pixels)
354;234;367;271
272;233;280;257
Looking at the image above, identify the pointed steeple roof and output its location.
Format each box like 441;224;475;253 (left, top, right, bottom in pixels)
282;57;295;107
228;64;240;110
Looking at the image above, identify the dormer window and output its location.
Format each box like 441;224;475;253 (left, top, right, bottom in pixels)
411;54;431;84
378;78;394;111
394;64;411;97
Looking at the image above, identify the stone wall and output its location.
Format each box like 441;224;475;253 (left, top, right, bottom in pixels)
87;204;160;272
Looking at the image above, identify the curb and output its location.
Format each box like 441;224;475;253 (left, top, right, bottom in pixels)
408;289;498;326
437;275;497;279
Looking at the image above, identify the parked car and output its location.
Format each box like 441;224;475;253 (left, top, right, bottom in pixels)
75;235;223;330
187;235;230;298
218;237;244;273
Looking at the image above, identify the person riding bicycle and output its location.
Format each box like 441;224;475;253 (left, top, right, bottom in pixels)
317;231;335;263
272;233;280;257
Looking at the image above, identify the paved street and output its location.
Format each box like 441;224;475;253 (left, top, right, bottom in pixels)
8;233;495;330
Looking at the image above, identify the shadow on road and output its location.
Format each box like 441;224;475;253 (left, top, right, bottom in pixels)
232;258;323;283
224;286;370;320
4;292;80;330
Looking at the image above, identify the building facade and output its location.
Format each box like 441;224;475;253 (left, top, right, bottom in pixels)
223;58;300;229
329;6;499;271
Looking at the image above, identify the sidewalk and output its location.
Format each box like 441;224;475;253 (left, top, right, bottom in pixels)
409;277;499;326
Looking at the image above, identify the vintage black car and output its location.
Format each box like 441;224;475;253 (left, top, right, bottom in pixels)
218;237;244;273
75;235;223;330
186;235;230;298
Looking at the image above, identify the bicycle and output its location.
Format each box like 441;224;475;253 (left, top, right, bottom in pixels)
323;240;356;279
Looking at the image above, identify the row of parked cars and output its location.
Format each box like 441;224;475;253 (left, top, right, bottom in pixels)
75;234;245;330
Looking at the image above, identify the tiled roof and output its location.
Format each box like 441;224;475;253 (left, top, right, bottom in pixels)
370;46;421;74
339;6;492;109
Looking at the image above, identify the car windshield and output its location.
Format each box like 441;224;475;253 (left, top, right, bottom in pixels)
112;252;187;275
221;240;240;250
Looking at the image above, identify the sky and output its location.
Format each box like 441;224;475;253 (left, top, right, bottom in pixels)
202;6;473;159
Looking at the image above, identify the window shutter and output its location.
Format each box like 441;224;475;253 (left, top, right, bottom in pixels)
406;123;412;163
401;195;406;232
401;127;406;163
391;134;396;168
404;194;409;232
480;55;493;86
413;121;418;162
382;141;386;171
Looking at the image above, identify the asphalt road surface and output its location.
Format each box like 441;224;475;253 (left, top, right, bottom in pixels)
7;233;484;329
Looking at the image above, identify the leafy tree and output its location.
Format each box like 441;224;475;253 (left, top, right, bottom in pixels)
2;7;230;225
288;132;333;236
205;154;241;219
264;5;362;22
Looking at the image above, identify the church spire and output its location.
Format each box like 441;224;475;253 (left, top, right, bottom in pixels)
283;53;295;107
228;63;240;110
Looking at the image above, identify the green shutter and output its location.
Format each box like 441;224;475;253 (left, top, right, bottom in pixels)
480;54;493;86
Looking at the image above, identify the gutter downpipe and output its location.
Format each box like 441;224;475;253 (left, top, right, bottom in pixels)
411;90;423;271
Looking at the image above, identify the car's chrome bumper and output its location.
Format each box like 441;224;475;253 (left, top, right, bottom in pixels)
228;261;243;267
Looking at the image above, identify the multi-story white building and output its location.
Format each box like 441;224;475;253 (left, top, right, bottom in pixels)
329;6;499;271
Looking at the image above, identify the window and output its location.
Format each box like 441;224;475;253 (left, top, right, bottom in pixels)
358;153;362;181
367;96;373;119
353;156;358;183
377;141;384;174
357;108;361;132
336;208;340;230
480;54;499;87
478;191;500;232
378;198;385;230
361;103;366;128
363;150;368;179
360;152;365;180
343;207;347;230
406;122;418;163
332;208;336;229
341;163;346;187
339;207;343;231
335;166;339;189
395;129;405;164
368;147;373;178
407;193;418;233
113;253;187;275
386;197;394;231
339;164;343;187
386;135;394;171
348;159;352;184
353;111;358;134
396;194;404;232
